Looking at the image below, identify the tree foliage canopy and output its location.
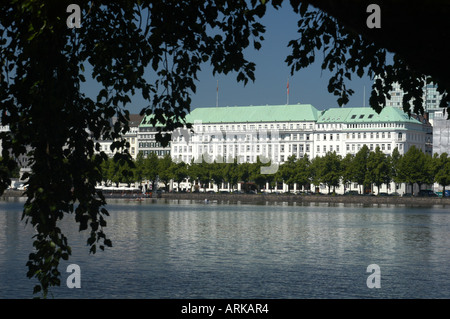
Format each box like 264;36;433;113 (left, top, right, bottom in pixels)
1;0;449;297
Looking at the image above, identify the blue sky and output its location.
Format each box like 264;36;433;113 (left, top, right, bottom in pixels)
191;4;374;112
82;4;376;115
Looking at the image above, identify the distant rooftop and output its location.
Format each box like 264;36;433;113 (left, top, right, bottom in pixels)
317;106;422;124
184;104;319;123
139;104;423;128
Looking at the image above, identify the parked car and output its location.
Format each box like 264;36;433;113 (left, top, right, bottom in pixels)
402;193;413;197
417;190;438;197
344;190;359;196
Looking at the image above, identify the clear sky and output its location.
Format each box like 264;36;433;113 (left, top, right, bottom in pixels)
190;4;375;112
82;3;376;115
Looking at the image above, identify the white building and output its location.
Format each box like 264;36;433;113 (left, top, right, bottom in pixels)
432;109;450;156
95;114;144;160
161;104;432;194
137;116;171;158
384;81;446;125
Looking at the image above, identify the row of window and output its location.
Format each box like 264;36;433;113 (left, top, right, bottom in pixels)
141;150;170;156
139;142;166;148
344;143;395;152
344;132;396;140
198;123;315;132
139;134;156;139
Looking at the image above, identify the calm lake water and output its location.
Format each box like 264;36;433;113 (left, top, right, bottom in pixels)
0;197;449;299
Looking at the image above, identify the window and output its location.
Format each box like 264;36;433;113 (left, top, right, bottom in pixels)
359;115;364;119
351;115;357;119
368;114;374;119
323;145;326;153
336;145;340;153
317;145;320;153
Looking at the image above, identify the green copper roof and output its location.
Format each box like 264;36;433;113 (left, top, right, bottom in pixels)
317;106;421;124
184;104;319;124
139;114;165;127
139;105;421;127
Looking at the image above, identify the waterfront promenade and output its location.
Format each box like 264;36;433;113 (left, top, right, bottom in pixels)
161;192;450;206
2;189;450;206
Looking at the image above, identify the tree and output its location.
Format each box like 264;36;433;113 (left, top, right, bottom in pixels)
144;152;159;192
397;146;433;195
389;147;402;193
286;0;450;115
340;153;354;193
172;161;188;192
222;158;240;192
366;147;389;194
350;145;370;194
309;156;323;193
294;154;311;192
0;156;20;180
433;153;450;196
133;152;146;188
2;0;449;297
209;162;225;192
278;155;297;192
157;154;173;191
1;0;266;297
237;162;252;192
318;152;342;194
249;157;270;192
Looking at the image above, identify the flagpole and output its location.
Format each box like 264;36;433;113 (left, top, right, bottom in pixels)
216;79;219;107
363;85;366;107
287;77;290;105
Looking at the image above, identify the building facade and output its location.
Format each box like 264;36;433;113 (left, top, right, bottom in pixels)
137;116;171;158
94;114;144;160
162;104;432;194
384;81;446;125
